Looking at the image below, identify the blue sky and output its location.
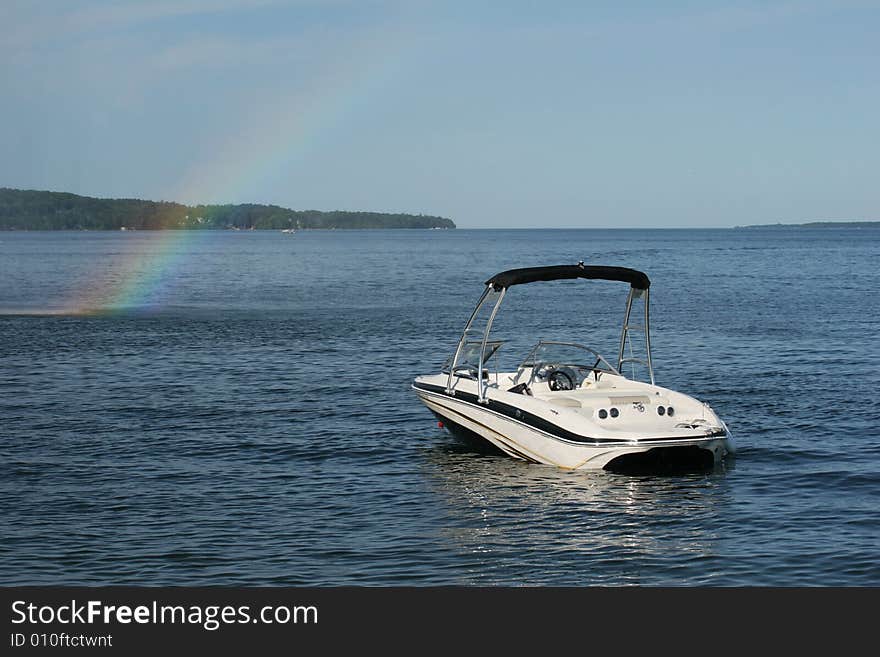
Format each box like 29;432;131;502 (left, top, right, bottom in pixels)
1;0;878;227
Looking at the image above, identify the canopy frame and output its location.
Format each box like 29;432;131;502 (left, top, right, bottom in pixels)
445;263;655;401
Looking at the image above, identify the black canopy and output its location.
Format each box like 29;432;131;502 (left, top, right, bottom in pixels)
486;264;650;290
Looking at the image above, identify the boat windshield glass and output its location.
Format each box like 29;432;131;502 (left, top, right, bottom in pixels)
442;340;503;374
519;341;619;375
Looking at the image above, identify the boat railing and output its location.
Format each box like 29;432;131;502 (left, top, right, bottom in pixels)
617;288;654;385
445;285;506;402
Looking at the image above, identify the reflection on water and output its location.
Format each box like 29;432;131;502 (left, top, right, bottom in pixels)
419;439;735;585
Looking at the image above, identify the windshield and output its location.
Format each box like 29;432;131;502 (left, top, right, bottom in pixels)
520;341;619;374
442;340;503;374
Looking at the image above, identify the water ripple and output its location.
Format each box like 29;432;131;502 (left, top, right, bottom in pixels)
1;228;879;585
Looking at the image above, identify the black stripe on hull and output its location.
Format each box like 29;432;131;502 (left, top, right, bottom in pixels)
429;408;540;464
413;381;727;447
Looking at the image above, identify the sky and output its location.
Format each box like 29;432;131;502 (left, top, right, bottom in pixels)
1;0;878;228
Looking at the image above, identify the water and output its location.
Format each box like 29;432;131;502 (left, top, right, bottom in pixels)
1;228;878;586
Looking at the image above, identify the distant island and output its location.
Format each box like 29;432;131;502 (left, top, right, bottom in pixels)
0;188;456;231
736;221;879;229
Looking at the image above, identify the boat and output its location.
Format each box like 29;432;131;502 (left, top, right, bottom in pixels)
412;262;733;471
281;228;296;234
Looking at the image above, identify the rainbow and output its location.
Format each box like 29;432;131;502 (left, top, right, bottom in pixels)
62;229;208;315
55;25;412;316
172;27;411;206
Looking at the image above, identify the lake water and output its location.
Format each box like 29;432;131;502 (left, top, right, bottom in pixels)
1;228;878;585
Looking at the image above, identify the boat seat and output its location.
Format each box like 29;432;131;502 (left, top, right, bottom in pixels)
546;396;582;408
608;395;652;405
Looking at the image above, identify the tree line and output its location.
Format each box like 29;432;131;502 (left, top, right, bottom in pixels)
0;188;456;230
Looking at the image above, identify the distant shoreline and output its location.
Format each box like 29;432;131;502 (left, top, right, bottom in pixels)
0;227;454;232
0;188;456;231
735;221;880;229
4;224;879;232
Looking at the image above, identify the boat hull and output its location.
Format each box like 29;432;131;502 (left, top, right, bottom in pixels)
414;382;731;471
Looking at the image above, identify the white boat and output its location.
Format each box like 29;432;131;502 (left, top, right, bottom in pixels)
413;263;733;471
281;228;296;234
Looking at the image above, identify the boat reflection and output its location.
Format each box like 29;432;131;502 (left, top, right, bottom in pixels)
418;438;736;585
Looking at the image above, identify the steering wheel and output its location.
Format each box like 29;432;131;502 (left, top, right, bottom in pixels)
548;369;574;391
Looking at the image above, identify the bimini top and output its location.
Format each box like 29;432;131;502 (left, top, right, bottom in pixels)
486;263;650;290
